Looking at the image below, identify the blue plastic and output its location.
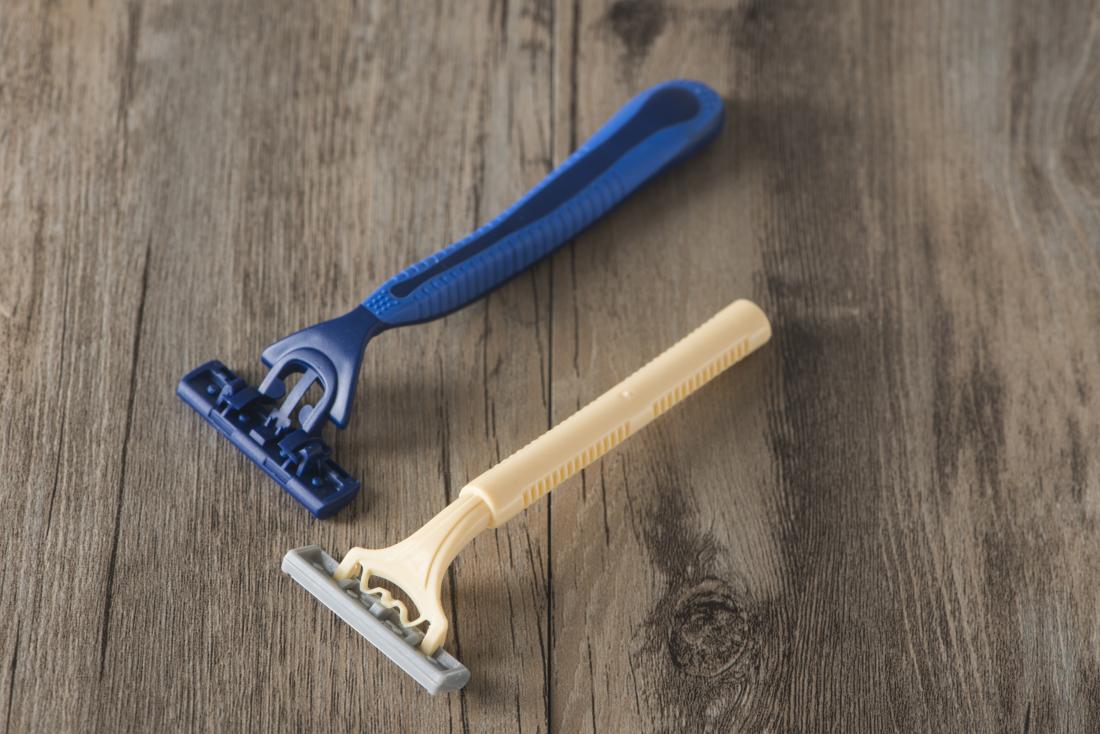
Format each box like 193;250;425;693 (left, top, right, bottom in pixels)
178;360;362;517
363;80;723;325
177;80;724;517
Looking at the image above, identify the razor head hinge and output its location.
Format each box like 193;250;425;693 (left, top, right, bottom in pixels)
282;546;470;695
177;360;360;517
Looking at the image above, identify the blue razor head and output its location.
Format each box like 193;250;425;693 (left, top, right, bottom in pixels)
177;360;360;518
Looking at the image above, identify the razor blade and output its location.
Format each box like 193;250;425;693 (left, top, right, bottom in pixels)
282;546;470;694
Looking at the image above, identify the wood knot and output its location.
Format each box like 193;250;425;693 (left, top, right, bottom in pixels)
667;578;754;679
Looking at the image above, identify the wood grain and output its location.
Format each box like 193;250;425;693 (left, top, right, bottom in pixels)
2;0;1099;731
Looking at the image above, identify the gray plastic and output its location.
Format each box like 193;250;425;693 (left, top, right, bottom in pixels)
282;546;470;694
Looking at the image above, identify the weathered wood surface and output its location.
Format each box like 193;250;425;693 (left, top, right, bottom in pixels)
2;0;1099;731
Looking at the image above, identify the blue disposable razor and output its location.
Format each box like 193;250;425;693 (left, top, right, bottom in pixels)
177;80;724;517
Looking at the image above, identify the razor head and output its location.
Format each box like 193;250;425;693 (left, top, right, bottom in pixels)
282;546;470;694
177;360;359;518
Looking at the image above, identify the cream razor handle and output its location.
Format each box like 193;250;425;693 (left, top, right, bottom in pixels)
336;298;772;654
460;298;772;525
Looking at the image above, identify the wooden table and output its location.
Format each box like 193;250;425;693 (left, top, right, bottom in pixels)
3;1;1098;730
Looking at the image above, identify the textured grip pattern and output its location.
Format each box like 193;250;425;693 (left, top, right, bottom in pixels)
518;334;752;510
363;80;724;326
521;423;629;509
363;171;627;323
460;300;772;527
652;336;751;419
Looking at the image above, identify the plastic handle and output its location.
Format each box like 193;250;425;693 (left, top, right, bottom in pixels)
459;299;771;526
362;80;724;326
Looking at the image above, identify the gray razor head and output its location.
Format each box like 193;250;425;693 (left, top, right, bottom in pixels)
282;546;470;694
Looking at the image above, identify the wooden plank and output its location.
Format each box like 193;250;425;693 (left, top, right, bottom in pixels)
2;0;1100;731
547;2;783;730
0;0;156;731
96;1;560;731
547;0;1100;731
1;0;555;731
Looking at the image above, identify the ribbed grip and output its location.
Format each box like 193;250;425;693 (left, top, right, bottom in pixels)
362;80;724;326
459;299;772;527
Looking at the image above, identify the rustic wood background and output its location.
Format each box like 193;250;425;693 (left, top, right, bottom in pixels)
3;0;1099;731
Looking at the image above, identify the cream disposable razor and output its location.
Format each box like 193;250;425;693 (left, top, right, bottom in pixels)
283;298;772;693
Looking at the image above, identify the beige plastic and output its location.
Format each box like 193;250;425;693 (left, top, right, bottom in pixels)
335;299;772;655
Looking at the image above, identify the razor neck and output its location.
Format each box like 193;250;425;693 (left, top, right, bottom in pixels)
338;494;491;654
259;305;387;433
395;494;492;592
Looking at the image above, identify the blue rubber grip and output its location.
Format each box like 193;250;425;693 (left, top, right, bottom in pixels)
362;79;724;326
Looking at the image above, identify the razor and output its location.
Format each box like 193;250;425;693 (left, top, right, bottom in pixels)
178;79;724;517
284;299;772;693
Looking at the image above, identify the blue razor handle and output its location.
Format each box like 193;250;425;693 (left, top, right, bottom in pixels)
178;80;724;517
